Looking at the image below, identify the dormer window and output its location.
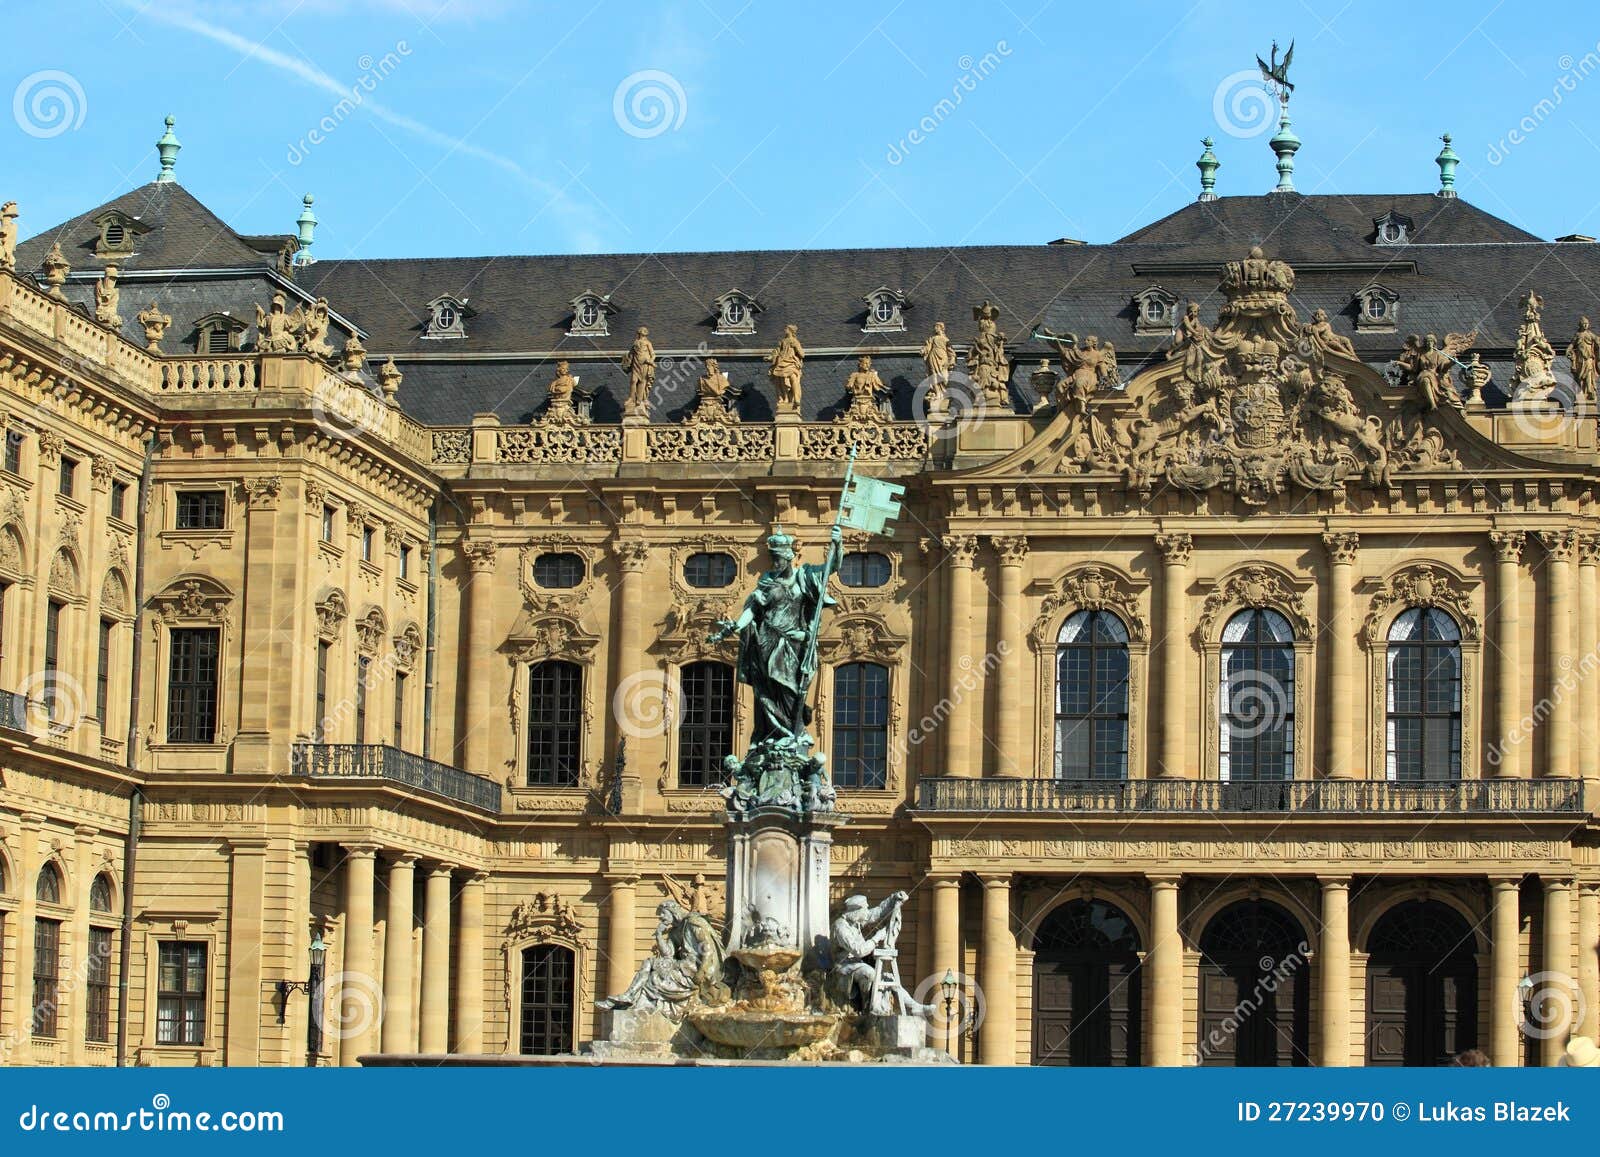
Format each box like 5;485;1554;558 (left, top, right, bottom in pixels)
1355;284;1400;332
567;291;616;337
424;294;472;340
862;287;908;333
194;313;248;354
1132;285;1180;335
91;210;149;259
1372;211;1413;246
714;289;761;336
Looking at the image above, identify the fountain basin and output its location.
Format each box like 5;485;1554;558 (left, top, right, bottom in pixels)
688;1009;843;1050
729;944;802;973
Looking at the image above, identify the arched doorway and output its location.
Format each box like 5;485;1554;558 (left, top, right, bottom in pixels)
1197;900;1311;1066
519;944;575;1056
1032;898;1142;1066
1366;900;1478;1066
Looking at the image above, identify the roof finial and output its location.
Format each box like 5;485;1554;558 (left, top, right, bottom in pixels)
294;193;318;266
1256;40;1299;194
155;115;181;184
1435;132;1460;199
1196;137;1220;202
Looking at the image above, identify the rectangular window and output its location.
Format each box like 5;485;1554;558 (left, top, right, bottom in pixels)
33;918;60;1038
166;628;220;744
96;619;113;724
527;661;582;786
832;662;890;789
399;544;412;581
109;479;128;520
43;600;62;719
58;456;76;498
677;661;733;788
393;671;407;749
354;656;370;744
175;490;225;531
321;505;336;543
156;941;207;1046
86;926;112;1043
360;525;375;562
315;640;330;741
4;430;23;475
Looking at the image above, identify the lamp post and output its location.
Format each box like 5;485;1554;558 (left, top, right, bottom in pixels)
276;932;328;1064
941;969;958;1060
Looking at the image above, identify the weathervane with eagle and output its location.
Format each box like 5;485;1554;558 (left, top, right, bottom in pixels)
1257;39;1294;103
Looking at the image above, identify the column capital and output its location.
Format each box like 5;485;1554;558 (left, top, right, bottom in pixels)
1154;532;1193;565
1146;873;1182;889
942;534;979;567
977;872;1012;890
1489;876;1524;891
1316;875;1353;889
226;837;270;853
427;861;459;878
1489;529;1526;562
468;869;491;885
1542;876;1575;891
606;872;641;888
461;538;497;573
1321;531;1359;564
389;852;420;869
1540;528;1580;561
927;871;964;886
610;537;649;573
342;842;382;861
1581;533;1600;566
73;824;100;840
991;535;1029;566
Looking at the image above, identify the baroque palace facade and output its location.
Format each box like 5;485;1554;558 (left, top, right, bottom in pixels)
0;122;1598;1068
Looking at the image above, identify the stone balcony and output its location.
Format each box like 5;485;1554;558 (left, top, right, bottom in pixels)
290;743;502;813
915;776;1588;816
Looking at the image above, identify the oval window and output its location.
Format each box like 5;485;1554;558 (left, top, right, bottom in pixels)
838;551;891;588
532;551;585;589
684;551;736;589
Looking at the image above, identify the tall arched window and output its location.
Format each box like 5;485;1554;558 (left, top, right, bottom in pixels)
678;660;734;788
36;862;62;904
526;660;582;786
90;873;114;913
1220;609;1295;781
832;661;889;789
1386;607;1462;782
1054;611;1130;780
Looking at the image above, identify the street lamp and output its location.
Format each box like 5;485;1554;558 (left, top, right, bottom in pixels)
940;969;958;1060
276;932;328;1063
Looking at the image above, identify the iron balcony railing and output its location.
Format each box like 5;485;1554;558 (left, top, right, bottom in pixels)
0;689;27;732
291;743;501;812
915;776;1586;816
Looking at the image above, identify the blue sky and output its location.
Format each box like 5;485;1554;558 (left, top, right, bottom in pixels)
8;0;1600;257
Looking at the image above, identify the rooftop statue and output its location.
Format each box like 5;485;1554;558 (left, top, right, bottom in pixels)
255;292;299;353
1568;317;1599;400
920;321;957;417
621;326;656;418
837;355;890;424
1511;291;1558;401
135;301;172;351
1396;331;1475;413
94;263;121;328
0;202;17;271
768;324;805;415
540;359;584;424
298;296;333;358
966;302;1011;406
686;357;738;424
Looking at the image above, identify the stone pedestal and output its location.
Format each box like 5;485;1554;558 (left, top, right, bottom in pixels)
724;807;847;967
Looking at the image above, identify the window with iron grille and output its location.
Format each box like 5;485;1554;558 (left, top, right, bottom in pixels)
832;661;889;788
1054;610;1130;780
677;661;733;787
683;551;736;589
166;628;220;744
156;941;207;1046
33;918;60;1037
175;490;225;531
1386;607;1462;782
1219;609;1295;781
527;660;582;786
86;926;112;1043
838;551;891;588
532;551;585;589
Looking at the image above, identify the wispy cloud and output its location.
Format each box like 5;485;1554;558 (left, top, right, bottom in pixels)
120;0;605;247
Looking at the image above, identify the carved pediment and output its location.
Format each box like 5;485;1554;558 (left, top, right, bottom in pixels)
503;892;582;947
504;610;599;663
1029;565;1147;647
151;575;234;627
656;597;738;663
354;606;387;654
1197;564;1312;639
315;589;347;640
1362;564;1480;644
817;613;905;662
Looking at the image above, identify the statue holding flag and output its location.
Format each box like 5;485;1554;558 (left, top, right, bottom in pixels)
708;449;905;814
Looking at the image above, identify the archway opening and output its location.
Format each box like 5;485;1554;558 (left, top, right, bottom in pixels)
1197;899;1311;1066
1031;898;1142;1066
1365;899;1478;1066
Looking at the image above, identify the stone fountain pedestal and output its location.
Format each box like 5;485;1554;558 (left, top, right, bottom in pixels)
724;806;847;971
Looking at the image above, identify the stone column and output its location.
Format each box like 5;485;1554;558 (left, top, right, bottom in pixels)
603;874;639;1001
611;539;648;809
978;875;1014;1064
991;536;1029;776
1154;535;1193;779
1541;531;1578;778
1489;532;1525;777
1579;537;1600;781
1148;875;1183;1066
1490;878;1522;1067
1317;877;1351;1065
224;838;269;1064
1542;877;1574;1066
231;478;289;771
942;536;978;777
931;874;961;983
380;854;418;1054
1578;883;1600;1042
453;871;487;1054
14;815;42;1065
66;825;97;1064
339;844;378;1067
460;540;497;774
1322;534;1359;779
418;864;454;1055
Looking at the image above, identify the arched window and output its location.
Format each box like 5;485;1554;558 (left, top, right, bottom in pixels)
526;660;582;786
36;862;62;904
1386;608;1462;782
678;660;734;788
1220;609;1295;781
519;944;575;1055
1054;611;1129;781
832;661;889;789
90;873;114;914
